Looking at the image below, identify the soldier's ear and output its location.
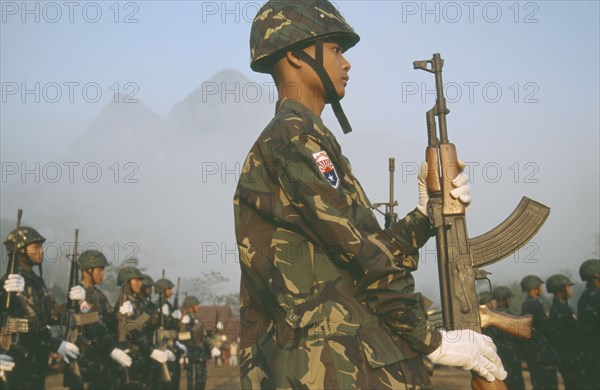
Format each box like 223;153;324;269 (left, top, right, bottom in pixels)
285;50;304;69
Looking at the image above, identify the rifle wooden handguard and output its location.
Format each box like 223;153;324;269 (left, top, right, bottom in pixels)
479;305;533;340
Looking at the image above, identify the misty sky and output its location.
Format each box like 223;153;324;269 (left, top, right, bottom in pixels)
1;1;599;302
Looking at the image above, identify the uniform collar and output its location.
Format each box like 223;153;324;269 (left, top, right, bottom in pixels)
276;98;325;130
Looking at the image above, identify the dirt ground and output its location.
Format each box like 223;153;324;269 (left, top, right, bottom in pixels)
46;364;563;389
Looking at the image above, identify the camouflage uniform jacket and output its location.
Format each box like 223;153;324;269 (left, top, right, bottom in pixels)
78;282;117;354
115;291;153;354
234;98;440;389
577;284;600;389
521;296;557;367
0;268;62;352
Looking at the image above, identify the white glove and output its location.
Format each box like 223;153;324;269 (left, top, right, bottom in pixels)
0;354;15;372
172;309;182;320
416;162;429;216
175;341;188;354
165;349;176;362
120;301;134;315
181;315;191;324
3;274;25;293
150;349;169;364
450;162;471;205
57;341;80;364
427;329;507;382
110;348;132;367
69;285;86;301
162;303;170;316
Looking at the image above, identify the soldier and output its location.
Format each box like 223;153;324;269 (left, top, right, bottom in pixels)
520;275;558;389
545;274;585;389
489;286;525;390
178;296;209;390
74;250;132;389
0;226;80;389
234;1;505;388
115;266;174;389
578;258;599;389
155;278;184;390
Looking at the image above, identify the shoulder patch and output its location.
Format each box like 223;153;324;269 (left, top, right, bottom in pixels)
312;151;339;188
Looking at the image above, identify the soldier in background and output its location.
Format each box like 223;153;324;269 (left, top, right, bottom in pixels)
546;274;584;389
115;267;173;389
75;250;131;389
491;286;525;390
520;275;558;390
0;226;80;389
154;278;184;390
179;296;209;390
577;259;600;389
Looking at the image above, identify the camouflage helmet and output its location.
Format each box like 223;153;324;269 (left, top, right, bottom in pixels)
154;278;175;293
546;274;574;293
117;266;143;286
77;250;109;270
493;286;513;301
141;274;155;288
249;0;360;73
520;275;544;292
478;291;492;305
579;258;600;282
182;295;200;311
4;226;46;252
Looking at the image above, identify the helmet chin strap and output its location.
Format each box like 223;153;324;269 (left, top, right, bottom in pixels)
293;39;353;134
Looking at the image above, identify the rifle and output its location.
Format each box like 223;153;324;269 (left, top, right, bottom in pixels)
63;229;83;388
173;277;181;310
155;277;173;383
373;158;399;229
413;53;550;389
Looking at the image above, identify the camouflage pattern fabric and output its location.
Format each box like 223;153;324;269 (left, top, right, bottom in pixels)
179;316;209;390
234;98;438;389
577;283;600;389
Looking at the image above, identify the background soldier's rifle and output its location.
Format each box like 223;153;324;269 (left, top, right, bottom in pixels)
414;53;550;389
173;277;180;310
117;282;132;385
373;158;399;229
63;228;83;388
155;269;172;382
1;209;28;387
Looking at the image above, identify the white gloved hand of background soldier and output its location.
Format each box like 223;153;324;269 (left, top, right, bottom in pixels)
427;329;507;382
68;285;86;301
162;303;170;316
0;354;15;373
3;274;25;293
416;161;471;216
172;309;182;320
150;349;169;364
57;341;80;364
110;348;132;367
181;315;191;324
165;349;176;362
120;301;134;315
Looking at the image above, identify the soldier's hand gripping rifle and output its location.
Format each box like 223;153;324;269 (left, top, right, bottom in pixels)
413;53;550;389
373;158;399;229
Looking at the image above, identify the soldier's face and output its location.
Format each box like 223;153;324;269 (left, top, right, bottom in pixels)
92;267;105;285
565;285;572;299
165;288;173;299
302;41;351;100
144;286;153;296
24;243;44;264
130;278;143;294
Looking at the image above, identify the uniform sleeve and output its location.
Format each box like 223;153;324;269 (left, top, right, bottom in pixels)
276;134;440;354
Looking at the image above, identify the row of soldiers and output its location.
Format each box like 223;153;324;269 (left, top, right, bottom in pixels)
0;224;211;389
481;259;599;390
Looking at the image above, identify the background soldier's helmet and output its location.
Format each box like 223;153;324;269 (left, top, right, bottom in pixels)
117;266;143;286
520;275;544;292
493;286;513;301
77;250;109;270
155;278;175;293
142;274;155;288
478;291;492;305
546;274;574;293
579;258;600;282
249;0;360;73
182;295;200;311
4;226;46;252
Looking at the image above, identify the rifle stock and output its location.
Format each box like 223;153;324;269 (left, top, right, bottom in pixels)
414;53;548;389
